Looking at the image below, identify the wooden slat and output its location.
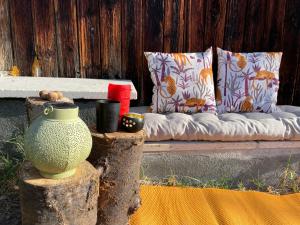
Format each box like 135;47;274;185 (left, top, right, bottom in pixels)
204;0;227;81
163;0;185;52
293;60;300;106
242;0;267;51
121;0;143;105
278;0;300;105
10;0;34;76
204;0;227;49
143;141;300;153
54;0;80;78
100;0;122;79
77;0;101;78
31;0;58;77
263;0;286;51
223;0;248;51
290;0;300;106
142;0;165;105
0;0;13;71
185;0;205;51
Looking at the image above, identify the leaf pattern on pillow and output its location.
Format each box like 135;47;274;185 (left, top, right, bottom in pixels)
145;48;217;114
217;48;282;113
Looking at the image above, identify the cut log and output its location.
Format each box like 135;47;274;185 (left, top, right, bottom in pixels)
19;161;100;225
88;128;145;225
25;97;73;124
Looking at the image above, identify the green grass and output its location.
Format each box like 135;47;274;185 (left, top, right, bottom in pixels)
0;133;25;195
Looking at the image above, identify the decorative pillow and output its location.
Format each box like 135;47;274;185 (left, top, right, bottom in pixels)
145;48;217;114
216;48;282;113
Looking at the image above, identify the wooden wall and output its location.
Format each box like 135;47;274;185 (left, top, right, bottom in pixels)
0;0;299;106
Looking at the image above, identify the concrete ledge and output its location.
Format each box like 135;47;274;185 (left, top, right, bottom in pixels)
142;141;300;187
0;77;137;99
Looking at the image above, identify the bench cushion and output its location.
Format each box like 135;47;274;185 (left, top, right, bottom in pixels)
139;105;300;141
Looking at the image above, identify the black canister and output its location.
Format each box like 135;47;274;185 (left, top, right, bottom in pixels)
121;113;144;133
96;100;120;133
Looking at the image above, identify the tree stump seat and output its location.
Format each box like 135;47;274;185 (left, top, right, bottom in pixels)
19;161;100;225
88;128;145;225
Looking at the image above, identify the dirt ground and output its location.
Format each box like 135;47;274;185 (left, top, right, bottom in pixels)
0;192;21;225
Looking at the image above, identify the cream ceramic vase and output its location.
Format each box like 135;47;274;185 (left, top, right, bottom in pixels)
24;102;92;179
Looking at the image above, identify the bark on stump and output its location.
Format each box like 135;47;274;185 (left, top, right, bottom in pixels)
88;129;145;225
25;97;73;124
19;161;100;225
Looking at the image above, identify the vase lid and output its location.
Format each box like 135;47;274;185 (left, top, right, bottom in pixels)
43;102;79;120
47;102;77;109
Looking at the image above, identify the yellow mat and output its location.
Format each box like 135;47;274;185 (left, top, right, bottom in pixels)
130;185;300;225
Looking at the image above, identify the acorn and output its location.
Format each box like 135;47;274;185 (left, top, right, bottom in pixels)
48;91;59;101
39;90;49;100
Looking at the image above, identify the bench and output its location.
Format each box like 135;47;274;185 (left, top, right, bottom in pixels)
131;106;300;187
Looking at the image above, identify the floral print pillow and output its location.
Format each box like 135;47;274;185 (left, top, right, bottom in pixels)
216;48;282;113
145;48;217;114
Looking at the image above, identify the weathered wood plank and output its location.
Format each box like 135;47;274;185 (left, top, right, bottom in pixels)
143;141;300;153
288;0;300;106
0;0;13;71
143;0;164;105
185;0;205;51
242;0;267;51
223;0;248;51
292;60;300;106
31;0;58;77
54;0;80;78
77;0;101;78
100;0;122;79
10;0;34;76
204;0;227;49
204;0;227;81
163;0;185;52
279;0;300;105
121;0;143;105
263;0;286;51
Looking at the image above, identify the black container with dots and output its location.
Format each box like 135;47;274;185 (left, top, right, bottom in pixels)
120;113;144;133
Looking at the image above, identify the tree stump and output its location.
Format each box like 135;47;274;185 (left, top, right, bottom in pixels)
25;97;73;124
88;128;145;225
19;161;100;225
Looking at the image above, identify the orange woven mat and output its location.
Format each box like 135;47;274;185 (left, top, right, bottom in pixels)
130;185;300;225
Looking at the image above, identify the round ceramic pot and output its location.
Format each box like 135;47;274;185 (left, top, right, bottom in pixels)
24;102;92;179
121;113;144;133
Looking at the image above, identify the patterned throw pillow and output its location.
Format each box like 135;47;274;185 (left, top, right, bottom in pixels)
216;48;282;113
145;48;217;114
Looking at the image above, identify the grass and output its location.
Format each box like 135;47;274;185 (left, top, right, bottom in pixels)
0;133;24;225
0;133;25;195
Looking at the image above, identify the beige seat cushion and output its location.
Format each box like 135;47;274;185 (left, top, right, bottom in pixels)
135;105;300;141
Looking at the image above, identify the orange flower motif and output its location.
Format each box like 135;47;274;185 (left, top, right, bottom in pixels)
185;98;206;111
161;75;176;98
171;53;191;66
255;70;275;80
199;67;213;84
240;96;254;112
235;53;247;69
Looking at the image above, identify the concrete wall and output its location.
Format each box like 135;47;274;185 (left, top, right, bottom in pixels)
142;151;300;188
0;99;97;156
